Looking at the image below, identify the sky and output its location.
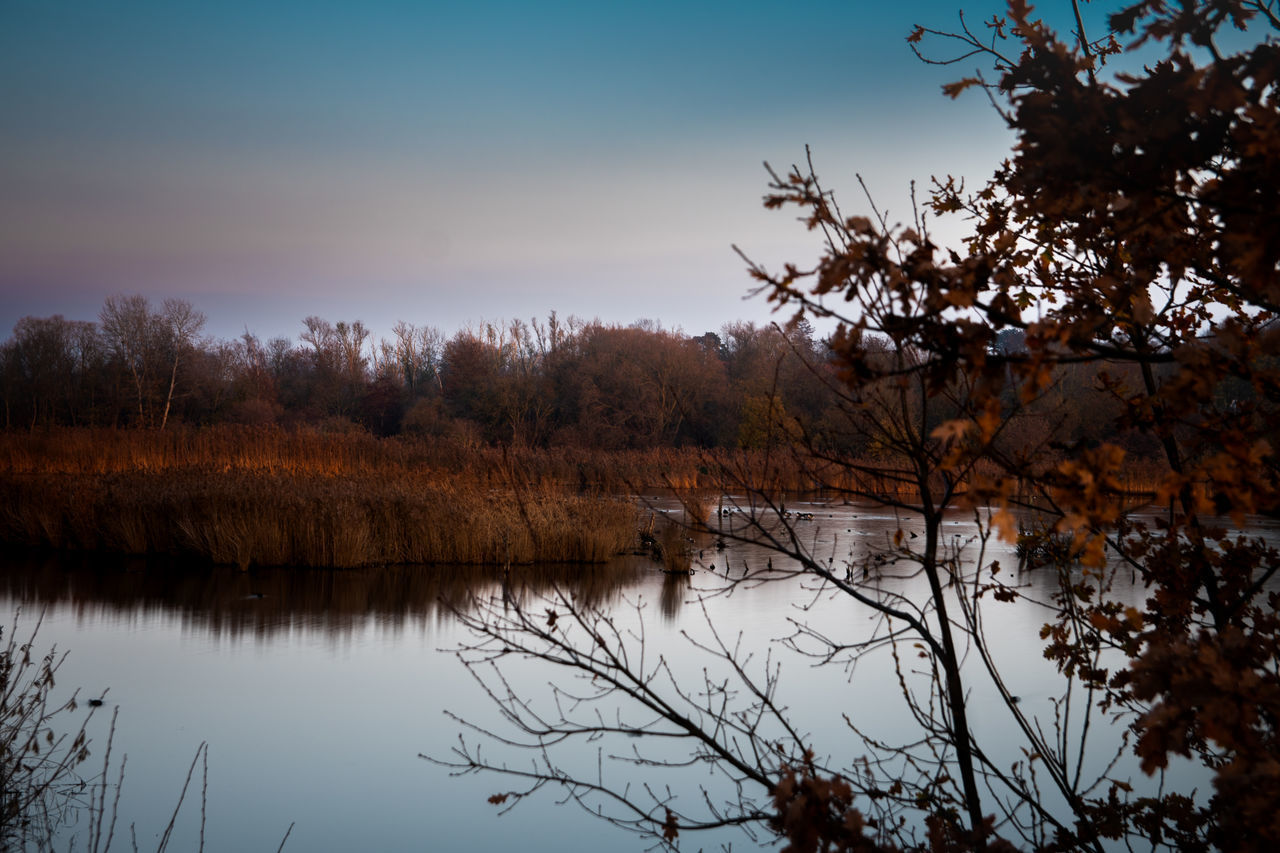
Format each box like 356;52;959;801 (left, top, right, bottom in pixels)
0;0;1044;346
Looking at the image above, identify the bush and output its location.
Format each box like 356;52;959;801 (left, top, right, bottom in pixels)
0;616;99;849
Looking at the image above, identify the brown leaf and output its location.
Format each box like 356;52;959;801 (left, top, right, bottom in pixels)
942;77;981;99
662;808;679;842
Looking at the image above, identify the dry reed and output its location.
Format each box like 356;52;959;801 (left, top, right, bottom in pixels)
0;427;859;493
0;428;1172;570
0;471;637;569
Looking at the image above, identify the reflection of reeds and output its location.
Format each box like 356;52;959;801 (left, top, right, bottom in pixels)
0;472;637;569
0;551;652;640
659;570;690;621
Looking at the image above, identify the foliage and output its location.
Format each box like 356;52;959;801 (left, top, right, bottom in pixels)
436;1;1280;851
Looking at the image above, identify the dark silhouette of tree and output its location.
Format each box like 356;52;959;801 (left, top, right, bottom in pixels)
440;327;508;441
221;331;285;426
387;320;444;400
98;295;205;429
155;298;207;430
0;316;104;429
439;2;1280;851
292;316;373;423
542;323;728;449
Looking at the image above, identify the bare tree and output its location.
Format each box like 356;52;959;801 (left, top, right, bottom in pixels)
157;299;206;430
98;295;205;429
99;294;156;427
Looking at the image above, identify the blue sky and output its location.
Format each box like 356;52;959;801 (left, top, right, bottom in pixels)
0;0;1048;344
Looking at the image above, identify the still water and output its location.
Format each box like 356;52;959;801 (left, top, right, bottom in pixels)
4;500;1274;852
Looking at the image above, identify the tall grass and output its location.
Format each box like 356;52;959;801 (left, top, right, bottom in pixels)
0;471;637;569
0;426;871;493
0;427;1172;569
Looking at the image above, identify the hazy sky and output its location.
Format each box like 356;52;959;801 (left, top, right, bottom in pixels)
1;0;1052;345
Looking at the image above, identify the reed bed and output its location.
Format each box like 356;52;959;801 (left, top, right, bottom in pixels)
0;427;1174;498
0;471;637;569
0;427;423;477
0;428;1174;570
0;427;883;493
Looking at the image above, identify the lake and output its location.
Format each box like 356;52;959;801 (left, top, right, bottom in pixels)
4;498;1274;851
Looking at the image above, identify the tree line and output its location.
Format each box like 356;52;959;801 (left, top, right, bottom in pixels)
0;304;818;445
2;298;1236;464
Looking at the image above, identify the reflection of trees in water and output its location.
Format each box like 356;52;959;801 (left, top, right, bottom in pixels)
658;571;691;622
0;551;649;641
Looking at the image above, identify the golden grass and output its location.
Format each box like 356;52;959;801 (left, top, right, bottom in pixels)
0;471;637;569
0;427;1173;569
0;426;856;492
656;520;694;574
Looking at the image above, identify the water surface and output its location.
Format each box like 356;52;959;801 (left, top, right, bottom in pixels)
5;499;1274;851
